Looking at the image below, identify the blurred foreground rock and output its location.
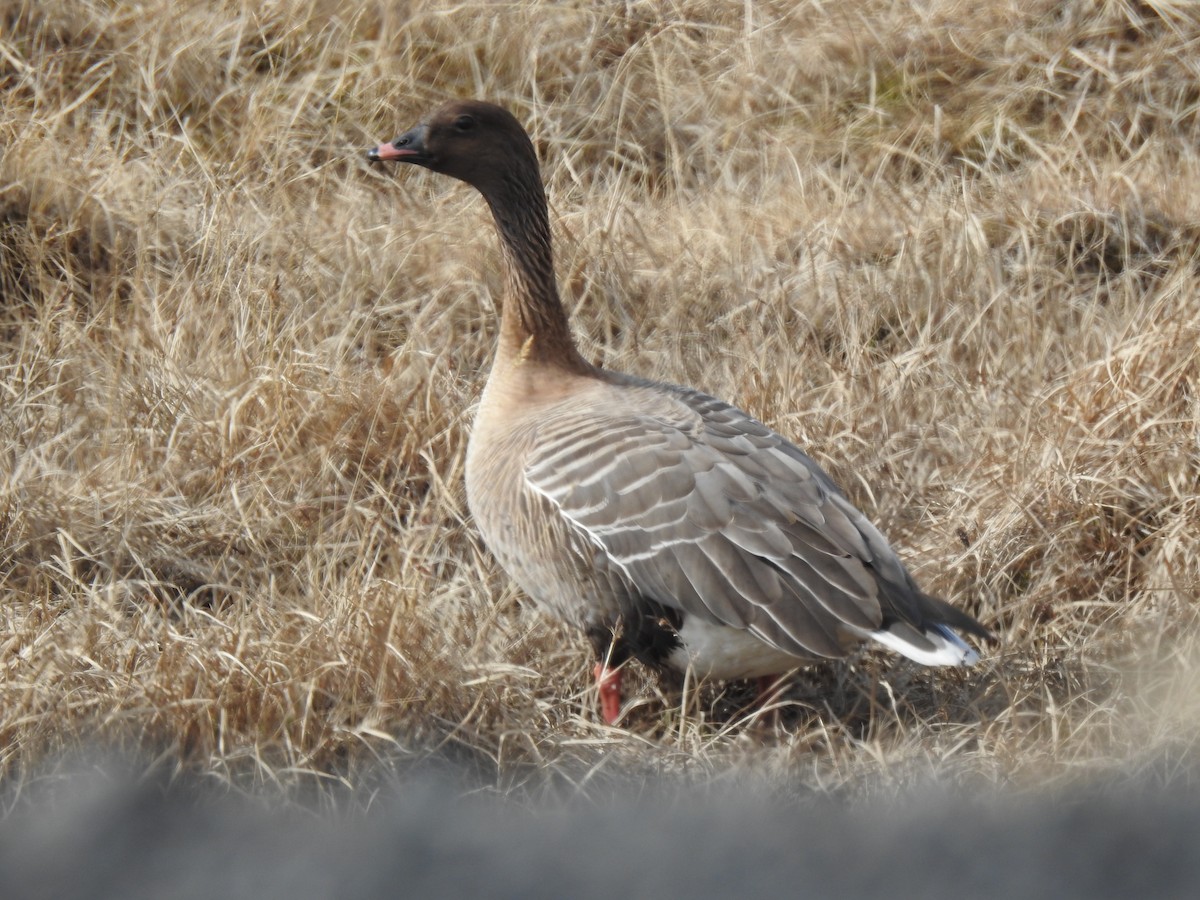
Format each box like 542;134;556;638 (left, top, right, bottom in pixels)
0;757;1195;900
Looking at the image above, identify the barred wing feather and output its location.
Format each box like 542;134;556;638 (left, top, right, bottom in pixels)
524;386;972;663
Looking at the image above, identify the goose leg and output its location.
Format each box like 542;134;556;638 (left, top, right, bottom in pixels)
754;675;787;727
756;675;780;701
594;663;623;724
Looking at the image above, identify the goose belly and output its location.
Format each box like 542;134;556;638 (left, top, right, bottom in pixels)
667;616;816;681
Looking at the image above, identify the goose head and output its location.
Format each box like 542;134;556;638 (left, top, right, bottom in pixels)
367;100;539;197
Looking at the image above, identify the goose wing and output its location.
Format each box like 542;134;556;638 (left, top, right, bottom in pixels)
525;384;983;662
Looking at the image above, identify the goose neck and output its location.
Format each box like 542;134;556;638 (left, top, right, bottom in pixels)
482;178;586;372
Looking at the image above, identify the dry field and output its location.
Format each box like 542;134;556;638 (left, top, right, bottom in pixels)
2;0;1199;805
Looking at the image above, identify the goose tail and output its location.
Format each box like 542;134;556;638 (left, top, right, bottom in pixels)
860;590;992;666
867;621;981;666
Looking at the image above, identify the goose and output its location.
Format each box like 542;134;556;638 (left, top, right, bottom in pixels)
367;100;991;725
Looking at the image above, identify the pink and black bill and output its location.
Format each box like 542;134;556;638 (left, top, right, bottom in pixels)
366;125;430;165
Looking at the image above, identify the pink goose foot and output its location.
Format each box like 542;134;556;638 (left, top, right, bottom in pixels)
594;663;623;724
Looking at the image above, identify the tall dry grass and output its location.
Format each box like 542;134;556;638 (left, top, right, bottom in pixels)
1;0;1199;801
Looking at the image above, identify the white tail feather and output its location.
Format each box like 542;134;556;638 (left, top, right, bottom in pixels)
861;623;980;667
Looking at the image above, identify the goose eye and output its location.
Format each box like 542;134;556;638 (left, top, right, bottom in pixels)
453;115;475;133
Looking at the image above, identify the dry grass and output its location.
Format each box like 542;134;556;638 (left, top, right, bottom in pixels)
2;0;1199;803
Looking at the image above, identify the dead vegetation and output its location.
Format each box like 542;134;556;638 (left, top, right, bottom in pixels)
1;0;1199;802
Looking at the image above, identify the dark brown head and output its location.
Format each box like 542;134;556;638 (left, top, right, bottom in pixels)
366;100;539;197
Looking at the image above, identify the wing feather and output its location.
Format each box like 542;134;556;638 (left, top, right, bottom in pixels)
750;579;846;659
675;542;750;627
723;517;794;559
524;383;975;662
